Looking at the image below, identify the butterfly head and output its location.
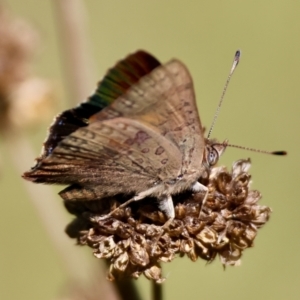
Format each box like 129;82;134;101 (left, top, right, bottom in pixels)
204;139;228;169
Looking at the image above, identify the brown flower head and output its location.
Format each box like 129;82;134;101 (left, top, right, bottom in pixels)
65;159;271;283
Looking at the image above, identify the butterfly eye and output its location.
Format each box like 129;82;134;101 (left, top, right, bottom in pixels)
207;148;219;166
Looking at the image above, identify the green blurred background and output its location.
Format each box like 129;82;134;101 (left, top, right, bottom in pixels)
1;1;299;299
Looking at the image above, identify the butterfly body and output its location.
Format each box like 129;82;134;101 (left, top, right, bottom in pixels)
23;51;225;220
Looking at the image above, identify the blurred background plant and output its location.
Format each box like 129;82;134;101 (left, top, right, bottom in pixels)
0;6;54;134
0;2;122;300
0;1;299;300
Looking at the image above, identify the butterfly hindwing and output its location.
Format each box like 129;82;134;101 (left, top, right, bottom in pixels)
36;51;161;161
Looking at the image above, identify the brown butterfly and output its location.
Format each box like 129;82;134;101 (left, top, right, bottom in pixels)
23;50;232;225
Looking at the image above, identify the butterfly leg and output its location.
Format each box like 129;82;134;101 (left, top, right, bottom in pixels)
158;194;175;220
158;195;175;239
148;195;175;255
190;181;209;218
98;185;164;220
97;194;145;220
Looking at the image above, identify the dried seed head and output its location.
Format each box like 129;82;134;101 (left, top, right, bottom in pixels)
65;159;271;283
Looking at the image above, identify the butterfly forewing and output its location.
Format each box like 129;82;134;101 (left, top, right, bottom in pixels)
90;60;204;175
164;61;205;174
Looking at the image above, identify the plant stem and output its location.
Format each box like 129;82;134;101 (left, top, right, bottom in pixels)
152;281;163;300
52;0;96;105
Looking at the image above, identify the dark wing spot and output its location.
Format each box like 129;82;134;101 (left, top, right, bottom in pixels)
136;158;144;164
141;148;150;153
155;146;165;155
135;131;150;144
174;126;183;131
125;138;135;146
161;158;168;165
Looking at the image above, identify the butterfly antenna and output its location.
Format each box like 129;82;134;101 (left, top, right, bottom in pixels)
225;143;287;156
207;50;241;139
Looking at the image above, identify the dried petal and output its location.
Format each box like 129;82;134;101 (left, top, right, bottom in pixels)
144;265;165;284
113;252;129;272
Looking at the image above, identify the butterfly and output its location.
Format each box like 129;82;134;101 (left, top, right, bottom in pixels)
23;50;229;225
